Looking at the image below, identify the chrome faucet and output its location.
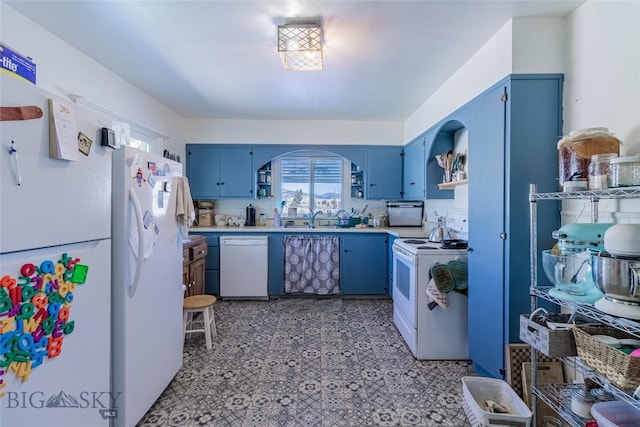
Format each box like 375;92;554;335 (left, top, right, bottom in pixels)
309;210;324;228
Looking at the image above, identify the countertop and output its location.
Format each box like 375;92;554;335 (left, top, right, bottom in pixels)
189;225;430;239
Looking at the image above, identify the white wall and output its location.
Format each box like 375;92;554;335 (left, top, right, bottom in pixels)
186;118;403;145
0;3;186;152
404;20;513;143
561;0;640;224
404;17;567;143
564;0;640;149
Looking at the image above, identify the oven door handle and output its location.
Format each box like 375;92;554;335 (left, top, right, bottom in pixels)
393;246;416;263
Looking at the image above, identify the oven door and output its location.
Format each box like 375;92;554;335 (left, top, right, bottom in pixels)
392;243;417;334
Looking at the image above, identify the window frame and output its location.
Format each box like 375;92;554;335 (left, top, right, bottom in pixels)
273;151;350;217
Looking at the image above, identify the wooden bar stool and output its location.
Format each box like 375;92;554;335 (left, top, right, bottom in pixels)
183;295;217;350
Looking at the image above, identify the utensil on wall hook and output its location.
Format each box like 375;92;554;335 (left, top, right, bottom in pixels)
9;140;22;186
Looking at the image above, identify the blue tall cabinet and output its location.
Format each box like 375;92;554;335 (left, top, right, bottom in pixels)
410;74;563;378
464;75;563;378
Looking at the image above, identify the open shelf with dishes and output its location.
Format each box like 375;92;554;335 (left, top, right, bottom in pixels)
528;184;640;427
351;163;364;198
256;162;272;199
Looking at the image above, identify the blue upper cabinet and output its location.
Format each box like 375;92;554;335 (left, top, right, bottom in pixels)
402;136;426;200
367;146;403;200
464;74;563;379
186;145;253;199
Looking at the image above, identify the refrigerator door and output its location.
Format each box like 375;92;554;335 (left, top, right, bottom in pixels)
0;75;111;254
111;146;184;427
0;239;112;427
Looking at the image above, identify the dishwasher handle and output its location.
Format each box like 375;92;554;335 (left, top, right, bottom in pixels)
221;239;267;246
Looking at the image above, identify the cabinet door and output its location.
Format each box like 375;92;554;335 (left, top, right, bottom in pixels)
189;257;206;296
182;266;192;296
403;137;425;200
387;235;396;297
367;147;403;199
467;84;507;379
186;145;221;199
219;147;254;198
341;234;387;295
203;233;220;295
268;234;284;296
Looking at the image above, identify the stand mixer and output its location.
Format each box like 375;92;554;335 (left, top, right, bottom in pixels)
591;224;640;319
543;249;603;304
544;223;613;303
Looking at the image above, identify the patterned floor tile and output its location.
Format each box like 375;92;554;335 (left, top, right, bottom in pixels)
136;299;473;427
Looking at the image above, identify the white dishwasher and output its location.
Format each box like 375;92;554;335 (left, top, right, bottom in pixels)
220;235;269;299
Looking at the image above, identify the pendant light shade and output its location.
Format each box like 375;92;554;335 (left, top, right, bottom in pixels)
278;23;323;71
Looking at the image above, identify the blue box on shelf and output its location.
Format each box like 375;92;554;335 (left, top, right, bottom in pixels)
1;43;36;84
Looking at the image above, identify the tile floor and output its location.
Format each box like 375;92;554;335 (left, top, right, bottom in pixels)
137;298;474;427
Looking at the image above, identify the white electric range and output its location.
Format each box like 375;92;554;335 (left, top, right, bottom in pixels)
391;215;469;360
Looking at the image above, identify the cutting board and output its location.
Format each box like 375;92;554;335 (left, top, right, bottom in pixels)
522;361;564;425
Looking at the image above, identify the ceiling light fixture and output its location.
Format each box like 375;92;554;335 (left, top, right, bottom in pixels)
278;22;323;71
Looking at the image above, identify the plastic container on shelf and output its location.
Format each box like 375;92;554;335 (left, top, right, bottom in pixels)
461;376;532;427
609;155;640;187
588;153;618;190
591;400;640;427
557;128;621;191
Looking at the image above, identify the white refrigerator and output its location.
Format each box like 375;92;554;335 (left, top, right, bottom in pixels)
0;75;113;426
110;146;184;427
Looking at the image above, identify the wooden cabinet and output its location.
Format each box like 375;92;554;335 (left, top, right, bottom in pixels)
186;145;253;199
366;146;402;200
402;136;426;200
183;235;207;297
341;234;388;295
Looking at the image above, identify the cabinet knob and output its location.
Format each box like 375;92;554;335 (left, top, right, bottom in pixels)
500;232;507;240
220;182;225;186
370;183;377;187
467;247;473;252
409;182;415;186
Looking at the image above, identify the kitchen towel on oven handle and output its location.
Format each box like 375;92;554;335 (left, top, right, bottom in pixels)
426;278;449;310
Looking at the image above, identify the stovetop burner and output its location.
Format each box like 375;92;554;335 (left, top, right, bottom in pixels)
403;239;427;244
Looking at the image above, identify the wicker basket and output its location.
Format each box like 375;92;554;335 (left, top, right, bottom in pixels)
572;325;640;390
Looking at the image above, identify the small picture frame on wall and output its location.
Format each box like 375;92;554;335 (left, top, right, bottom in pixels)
77;132;93;156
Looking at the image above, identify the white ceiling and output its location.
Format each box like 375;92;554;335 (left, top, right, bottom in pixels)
7;1;583;121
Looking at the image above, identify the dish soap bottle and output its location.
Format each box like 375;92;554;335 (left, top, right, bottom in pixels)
273;208;281;228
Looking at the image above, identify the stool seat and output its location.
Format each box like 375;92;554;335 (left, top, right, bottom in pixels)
183;294;217;350
184;294;217;310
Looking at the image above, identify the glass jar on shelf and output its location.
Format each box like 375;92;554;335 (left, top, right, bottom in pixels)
588;152;618;190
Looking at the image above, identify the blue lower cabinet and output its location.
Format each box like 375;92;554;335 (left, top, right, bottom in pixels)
387;235;396;297
341;234;388;295
267;233;284;296
200;233;220;296
197;231;390;297
204;270;219;295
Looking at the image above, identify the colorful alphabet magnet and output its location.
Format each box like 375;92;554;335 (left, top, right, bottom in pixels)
0;252;89;397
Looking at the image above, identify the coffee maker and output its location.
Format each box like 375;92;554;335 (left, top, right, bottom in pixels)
246;204;256;226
